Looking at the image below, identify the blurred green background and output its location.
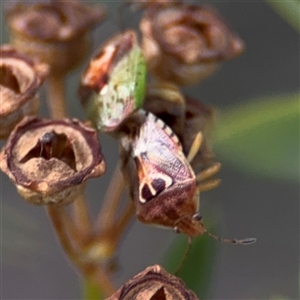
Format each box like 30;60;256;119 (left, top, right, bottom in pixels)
1;1;299;299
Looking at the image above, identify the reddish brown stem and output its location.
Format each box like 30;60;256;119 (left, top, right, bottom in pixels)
46;74;68;119
96;164;125;231
114;201;135;240
72;193;93;243
46;72;93;245
46;205;115;296
45;72;122;297
46;206;80;262
89;201;135;262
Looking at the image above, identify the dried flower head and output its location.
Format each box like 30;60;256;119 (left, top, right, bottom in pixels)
79;30;146;133
143;81;186;137
0;117;105;205
128;0;181;10
106;264;199;300
0;45;48;139
143;82;215;168
182;96;215;168
5;0;106;74
140;3;245;85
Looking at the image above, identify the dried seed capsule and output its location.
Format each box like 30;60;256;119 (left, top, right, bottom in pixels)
0;117;105;205
106;264;199;300
143;82;215;168
143;81;186;138
182;96;215;168
79;30;146;133
140;3;245;85
0;45;48;139
128;0;181;10
5;0;106;75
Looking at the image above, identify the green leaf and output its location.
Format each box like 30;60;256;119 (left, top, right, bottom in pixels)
214;93;299;182
265;0;300;32
162;233;217;299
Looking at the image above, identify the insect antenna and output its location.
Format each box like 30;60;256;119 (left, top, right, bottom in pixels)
173;229;256;275
204;229;257;245
174;236;193;275
193;213;256;245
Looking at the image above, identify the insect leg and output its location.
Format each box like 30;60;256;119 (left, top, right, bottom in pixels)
186;131;203;163
197;178;221;192
196;162;221;181
174;235;193;275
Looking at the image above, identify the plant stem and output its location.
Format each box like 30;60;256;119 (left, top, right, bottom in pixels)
46;206;80;262
46;205;115;297
90;201;135;261
47;74;92;241
46;74;68;119
114;201;135;240
72;193;93;243
96;163;125;231
88;165;134;267
45;72;120;298
46;72;93;245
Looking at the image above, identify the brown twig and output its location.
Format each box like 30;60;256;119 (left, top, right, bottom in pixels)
46;74;68;119
72;193;93;243
46;205;115;296
45;72;94;244
46;206;80;262
45;73;116;294
89;201;135;263
96;163;125;231
114;201;135;240
85;165;134;268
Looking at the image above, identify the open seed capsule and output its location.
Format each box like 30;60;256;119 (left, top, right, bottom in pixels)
79;30;147;133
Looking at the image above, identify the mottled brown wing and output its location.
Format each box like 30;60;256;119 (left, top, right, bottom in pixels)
131;111;195;203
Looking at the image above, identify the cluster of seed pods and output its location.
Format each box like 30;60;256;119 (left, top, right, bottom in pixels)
79;26;255;245
0;1;257;298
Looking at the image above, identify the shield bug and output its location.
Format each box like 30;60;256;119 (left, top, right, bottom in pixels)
121;110;256;244
143;81;217;172
79;30;146;133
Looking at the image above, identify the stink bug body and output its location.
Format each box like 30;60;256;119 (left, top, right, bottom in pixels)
121;110;256;245
121;110;216;237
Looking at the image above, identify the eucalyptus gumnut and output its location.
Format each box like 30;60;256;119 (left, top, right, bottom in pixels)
0;117;105;205
5;0;106;75
140;2;245;85
106;265;199;300
79;30;147;133
0;45;48;139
